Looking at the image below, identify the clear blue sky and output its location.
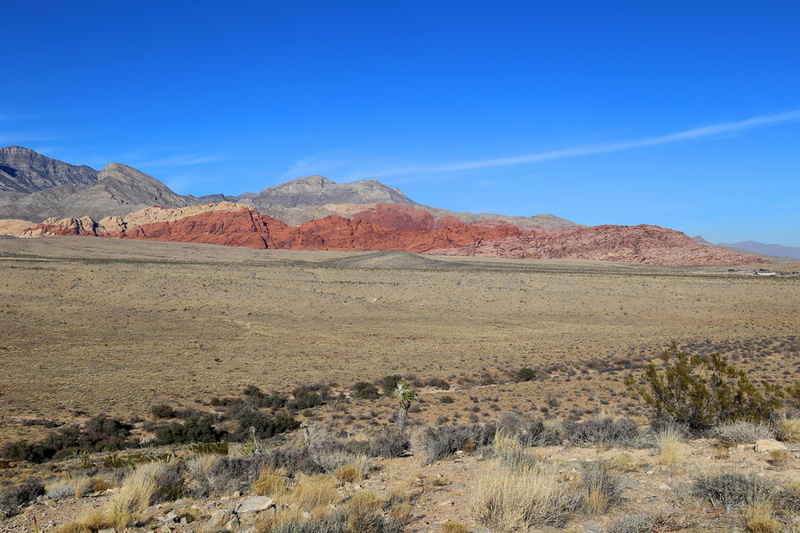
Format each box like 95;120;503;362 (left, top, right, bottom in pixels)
2;1;799;246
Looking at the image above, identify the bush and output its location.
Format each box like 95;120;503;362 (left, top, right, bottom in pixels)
581;460;625;513
381;375;403;395
420;422;496;463
692;471;774;511
713;421;775;443
515;367;537;382
369;430;410;458
497;413;562;446
562;417;638;446
625;343;783;433
288;385;329;410
605;511;679;533
151;404;175;419
155;415;225;445
233;409;300;441
352;382;380;400
0;478;45;516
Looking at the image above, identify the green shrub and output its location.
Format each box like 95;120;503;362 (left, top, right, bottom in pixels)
352;382;380;400
151;404;176;419
0;478;45;516
515;367;537;382
155;415;225;445
381;375;403;395
625;343;783;433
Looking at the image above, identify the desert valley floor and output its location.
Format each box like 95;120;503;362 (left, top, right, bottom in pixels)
1;237;798;437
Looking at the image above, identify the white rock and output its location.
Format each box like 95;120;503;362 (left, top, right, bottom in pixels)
754;439;788;453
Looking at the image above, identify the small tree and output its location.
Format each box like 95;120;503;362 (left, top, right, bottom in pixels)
624;343;783;433
395;380;418;432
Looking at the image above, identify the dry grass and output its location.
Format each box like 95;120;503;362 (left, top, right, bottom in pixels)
658;427;684;467
1;238;797;440
287;474;340;510
743;500;781;533
778;418;800;443
104;462;164;528
440;521;468;533
253;467;290;497
472;464;572;531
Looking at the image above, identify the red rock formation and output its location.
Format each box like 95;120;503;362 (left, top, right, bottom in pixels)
23;206;768;265
351;204;436;230
428;224;769;266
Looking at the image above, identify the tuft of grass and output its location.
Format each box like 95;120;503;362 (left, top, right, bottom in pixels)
605;511;680;533
253;466;289;497
288;474;339;510
440;520;468;533
778;418;800;443
657;427;684;467
581;460;625;514
768;449;791;468
472;464;573;531
334;464;362;484
346;492;384;533
494;430;539;472
743;500;781;533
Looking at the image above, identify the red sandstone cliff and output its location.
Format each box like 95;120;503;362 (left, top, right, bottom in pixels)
24;204;768;266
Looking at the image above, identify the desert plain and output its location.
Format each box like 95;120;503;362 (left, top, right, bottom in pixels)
2;236;800;533
1;236;798;438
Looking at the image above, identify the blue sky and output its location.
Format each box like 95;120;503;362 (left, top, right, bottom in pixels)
2;1;799;245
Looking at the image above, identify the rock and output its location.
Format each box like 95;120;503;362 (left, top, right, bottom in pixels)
224;516;240;531
236;496;275;514
755;439;788;452
207;509;232;529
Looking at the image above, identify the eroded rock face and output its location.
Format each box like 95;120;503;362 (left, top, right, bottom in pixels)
13;204;768;265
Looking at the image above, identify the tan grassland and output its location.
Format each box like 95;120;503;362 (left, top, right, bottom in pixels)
1;236;798;440
3;236;800;533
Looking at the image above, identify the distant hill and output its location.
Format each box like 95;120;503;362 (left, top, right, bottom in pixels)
0;146;776;266
720;241;800;260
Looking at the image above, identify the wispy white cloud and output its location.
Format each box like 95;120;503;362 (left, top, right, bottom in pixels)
367;110;800;178
135;154;226;168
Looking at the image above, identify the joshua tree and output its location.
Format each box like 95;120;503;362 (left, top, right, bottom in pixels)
395;379;418;432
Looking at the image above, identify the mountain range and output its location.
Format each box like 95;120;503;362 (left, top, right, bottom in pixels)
0;146;781;266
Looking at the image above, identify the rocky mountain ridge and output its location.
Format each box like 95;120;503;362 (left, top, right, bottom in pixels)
0;146;771;265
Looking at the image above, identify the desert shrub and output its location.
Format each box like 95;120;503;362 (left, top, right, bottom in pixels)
497;412;562;446
369;430;410;458
265;447;326;475
0;478;45;516
562;417;638;446
515;367;537;382
381;375;403;395
440;395;455;404
494;431;539;472
2;415;137;463
424;377;450;390
205;455;267;494
625;343;783;433
605;511;679;533
155;414;225;444
775;483;800;513
288;385;330;410
233;408;299;440
581;460;625;513
46;477;92;501
352;382;380;400
713;421;775;443
420;422;496;463
692;471;774;511
151;404;175;419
